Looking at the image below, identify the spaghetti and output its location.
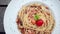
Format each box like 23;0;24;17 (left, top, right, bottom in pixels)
16;3;55;34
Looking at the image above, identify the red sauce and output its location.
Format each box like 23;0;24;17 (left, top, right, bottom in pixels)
16;18;20;24
16;18;22;25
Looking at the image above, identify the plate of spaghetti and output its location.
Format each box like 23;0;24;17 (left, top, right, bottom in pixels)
4;0;60;34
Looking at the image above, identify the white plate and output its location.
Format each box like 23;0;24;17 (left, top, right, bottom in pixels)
4;0;60;34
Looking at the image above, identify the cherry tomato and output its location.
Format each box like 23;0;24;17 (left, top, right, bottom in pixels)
31;19;36;25
36;19;44;26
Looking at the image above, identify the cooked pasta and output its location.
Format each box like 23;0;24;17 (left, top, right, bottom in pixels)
16;3;55;34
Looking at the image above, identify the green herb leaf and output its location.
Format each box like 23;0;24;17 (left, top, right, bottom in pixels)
34;14;39;20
